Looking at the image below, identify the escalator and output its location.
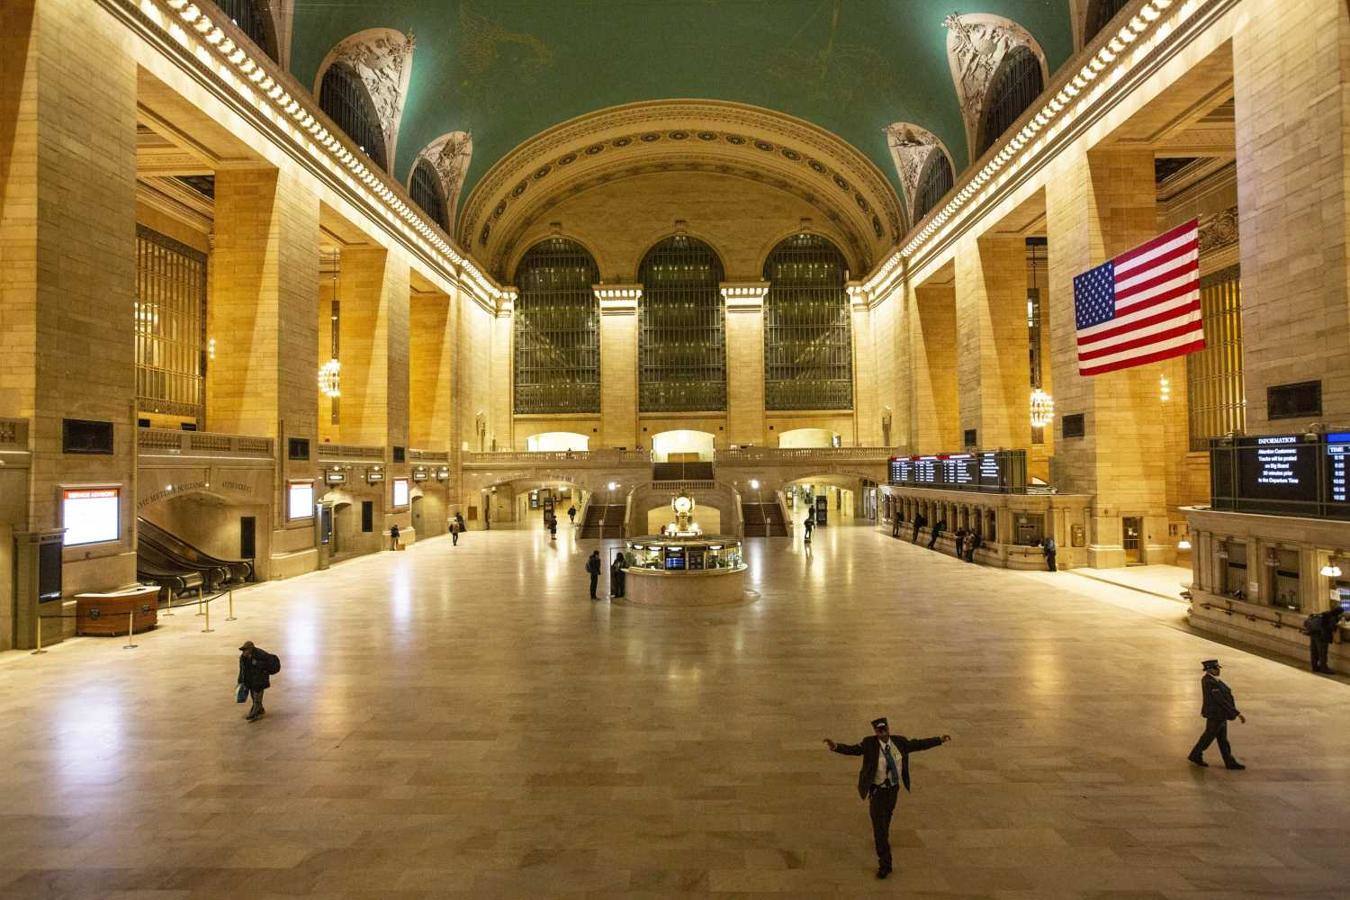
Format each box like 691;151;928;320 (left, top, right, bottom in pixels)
137;517;254;594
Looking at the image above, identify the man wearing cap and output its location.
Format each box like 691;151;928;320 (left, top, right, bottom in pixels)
824;718;951;879
1188;659;1246;769
237;641;279;722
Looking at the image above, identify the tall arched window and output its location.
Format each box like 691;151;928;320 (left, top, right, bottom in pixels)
912;152;955;223
210;1;278;62
409;160;448;230
976;47;1044;157
319;62;387;170
513;238;601;415
638;236;726;412
1084;0;1131;45
763;234;853;411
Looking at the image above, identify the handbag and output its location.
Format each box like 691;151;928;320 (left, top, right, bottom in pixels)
235;683;249;703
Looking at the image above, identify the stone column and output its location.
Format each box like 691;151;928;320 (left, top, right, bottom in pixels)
721;282;769;447
1045;148;1168;567
335;247;410;450
954;234;1032;450
848;284;878;446
910;282;960;452
1234;0;1350;430
489;290;515;451
0;0;139;624
409;288;454;449
596;286;641;449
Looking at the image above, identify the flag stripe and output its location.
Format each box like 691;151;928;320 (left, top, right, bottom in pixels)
1079;338;1207;376
1074;219;1205;377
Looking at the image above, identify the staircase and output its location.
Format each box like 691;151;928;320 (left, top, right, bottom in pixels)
579;504;626;539
742;503;788;537
652;461;715;482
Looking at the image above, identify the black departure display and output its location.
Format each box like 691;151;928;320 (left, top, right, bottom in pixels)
1236;435;1319;503
1211;431;1350;518
889;449;1027;494
1328;431;1350;517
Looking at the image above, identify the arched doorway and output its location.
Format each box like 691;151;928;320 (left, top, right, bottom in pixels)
526;431;590;452
651;429;715;462
777;428;840;449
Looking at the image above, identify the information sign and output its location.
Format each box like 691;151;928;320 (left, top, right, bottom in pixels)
1327;431;1350;516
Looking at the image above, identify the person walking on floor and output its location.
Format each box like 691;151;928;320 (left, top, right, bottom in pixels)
1304;601;1346;674
1041;535;1057;571
389;523;401;551
567;504;577;525
237;641;280;722
449;518;460;546
803;511;815;543
548;514;558;541
1187;659;1246;770
891;510;903;538
609;551;627;599
927;520;944;551
455;512;466;537
585;550;602;600
911;512;926;544
824;718;951;879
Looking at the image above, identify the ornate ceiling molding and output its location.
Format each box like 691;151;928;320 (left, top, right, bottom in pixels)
314;28;416;169
884;123;955;220
410;131;474;228
943;13;1048;162
459;100;905;281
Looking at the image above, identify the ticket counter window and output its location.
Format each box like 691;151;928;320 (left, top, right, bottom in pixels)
1270;548;1300;611
1221;541;1248;599
1015;513;1043;546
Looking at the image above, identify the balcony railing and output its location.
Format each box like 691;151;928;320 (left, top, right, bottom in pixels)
410;448;450;462
462;449;652;467
137;428;272;458
718;447;893;462
316;442;385;462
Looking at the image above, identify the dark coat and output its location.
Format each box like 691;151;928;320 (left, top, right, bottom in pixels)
832;734;943;800
1315;609;1346;641
586;556;601;576
1199;673;1239;721
238;649;276;691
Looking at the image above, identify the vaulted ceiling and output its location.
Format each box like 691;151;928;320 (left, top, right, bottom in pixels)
290;1;1075;206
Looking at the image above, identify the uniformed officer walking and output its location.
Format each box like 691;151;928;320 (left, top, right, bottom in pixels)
1187;659;1246;769
824;718;951;879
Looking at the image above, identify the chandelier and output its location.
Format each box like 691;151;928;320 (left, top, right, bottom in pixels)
318;358;342;398
1029;387;1055;429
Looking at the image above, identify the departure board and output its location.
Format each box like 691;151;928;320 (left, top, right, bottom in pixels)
1328;431;1350;516
1235;435;1319;504
888;449;1027;493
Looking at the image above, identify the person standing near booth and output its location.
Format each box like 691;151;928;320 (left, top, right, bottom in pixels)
585;550;602;600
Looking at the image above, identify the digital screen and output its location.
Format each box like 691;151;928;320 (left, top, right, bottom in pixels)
888;458;913;484
978;453;1003;489
663;549;685;570
62;488;120;546
287;482;315;520
1235;435;1319;503
392;478;410;508
888;450;1025;493
941;454;977;487
1327;432;1350;515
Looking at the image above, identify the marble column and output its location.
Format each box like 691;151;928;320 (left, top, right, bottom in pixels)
596;286;641;449
721;282;769;447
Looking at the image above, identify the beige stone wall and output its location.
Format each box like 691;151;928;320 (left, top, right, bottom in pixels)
335;247;410;449
458;298;495;451
726;304;766;446
910;283;960;452
409;291;453;449
955;234;1032;450
1234;0;1350;432
869;282;911;450
599;308;638;448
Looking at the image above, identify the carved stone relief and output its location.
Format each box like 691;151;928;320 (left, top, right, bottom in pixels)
318;28;416;164
1198;206;1239;255
942;13;1046;160
413;132;474;227
884;123;952;217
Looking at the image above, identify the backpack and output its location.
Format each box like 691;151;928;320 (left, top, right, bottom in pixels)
263;652;281;675
1300;614;1321;636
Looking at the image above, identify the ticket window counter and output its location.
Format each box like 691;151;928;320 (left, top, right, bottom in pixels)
1267;547;1301;611
627;540;744;572
1219;541;1249;600
1014;513;1044;547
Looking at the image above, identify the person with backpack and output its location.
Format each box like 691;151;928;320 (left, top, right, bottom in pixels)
803;511;815;543
449;517;460;546
609;551;628;600
585;550;602;600
389;523;401;551
1304;602;1347;674
237;641;280;722
567;504;577;525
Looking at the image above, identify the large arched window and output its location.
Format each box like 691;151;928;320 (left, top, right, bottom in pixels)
409;160;448;230
1084;0;1132;45
912;152;955;223
513;238;601;415
319;62;387;170
976;47;1044;157
210;1;278;62
638;236;726;412
763;234;853;411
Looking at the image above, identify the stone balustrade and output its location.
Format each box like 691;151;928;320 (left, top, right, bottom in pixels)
719;446;893;462
316;442;386;462
462;449;652;467
137;428;273;458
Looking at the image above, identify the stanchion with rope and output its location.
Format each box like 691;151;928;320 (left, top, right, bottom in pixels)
201;594;214;634
123;611;138;650
225;588;236;622
195;587;206;617
31;617;47;656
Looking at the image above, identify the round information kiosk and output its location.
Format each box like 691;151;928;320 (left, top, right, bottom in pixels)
622;537;748;606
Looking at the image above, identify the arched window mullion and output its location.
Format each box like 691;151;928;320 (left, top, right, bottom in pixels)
1085;0;1132;45
319;62;388;170
512;238;601;415
977;47;1044;157
638;236;727;413
763;234;853;411
410;160;448;230
912;152;955;223
209;0;278;63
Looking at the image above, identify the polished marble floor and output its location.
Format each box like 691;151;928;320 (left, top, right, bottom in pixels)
2;525;1349;898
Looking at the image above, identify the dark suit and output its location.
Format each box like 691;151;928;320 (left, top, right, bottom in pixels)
832;734;943;870
1309;609;1344;672
1189;673;1239;764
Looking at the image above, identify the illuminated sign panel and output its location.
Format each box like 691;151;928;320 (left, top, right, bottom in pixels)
392;478;410;508
1328;432;1350;517
62;487;120;546
888;450;1027;494
287;482;315;520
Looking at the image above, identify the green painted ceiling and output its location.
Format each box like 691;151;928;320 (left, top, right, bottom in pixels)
291;1;1074;204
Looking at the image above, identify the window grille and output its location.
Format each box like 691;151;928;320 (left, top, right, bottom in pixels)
763;234;853;410
513;238;601;415
209;1;277;62
1186;266;1246;450
977;47;1044;157
410;160;447;230
135;226;207;423
1084;0;1132;45
639;236;727;412
912;152;954;222
319;62;387;170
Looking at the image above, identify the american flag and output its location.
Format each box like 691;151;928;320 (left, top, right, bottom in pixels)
1073;219;1205;376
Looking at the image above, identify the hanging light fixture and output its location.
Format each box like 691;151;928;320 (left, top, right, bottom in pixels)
318;358;342;397
1030;388;1055;429
1321;560;1343;578
1177;538;1192;551
320;250;343;405
1159;374;1171;402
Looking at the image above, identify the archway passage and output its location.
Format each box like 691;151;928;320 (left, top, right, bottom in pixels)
651;429;715;462
525;432;590;452
777;428;839;449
